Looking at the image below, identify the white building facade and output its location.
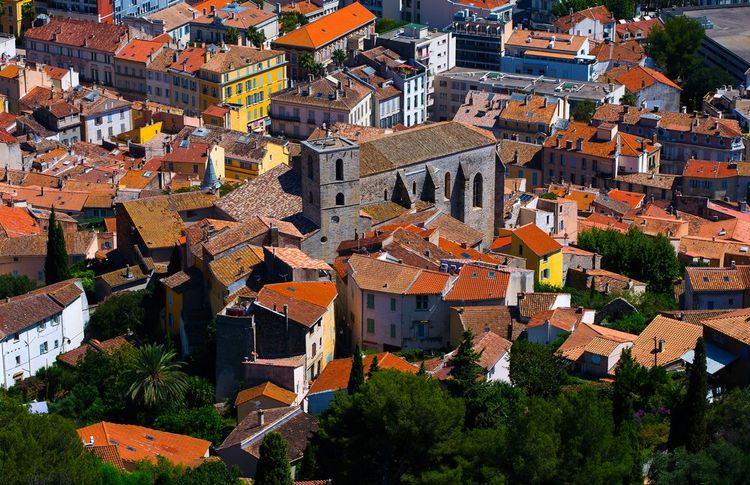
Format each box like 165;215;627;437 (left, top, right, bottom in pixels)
0;280;89;389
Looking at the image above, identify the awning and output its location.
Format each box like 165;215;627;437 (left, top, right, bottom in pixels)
681;341;738;375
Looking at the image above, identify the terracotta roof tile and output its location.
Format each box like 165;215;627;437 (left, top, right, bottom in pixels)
235;381;298;406
683;159;738;179
444;264;510;301
630;316;702;367
528;307;590;332
607;188;645;209
264;246;332;271
0;206;40;238
685;265;750;291
272;2;375;49
609;65;681;93
506;222;561;256
558;323;635;362
77;422;210;467
115;39;164;64
702;308;750;346
592;104;742;138
517;292;564;319
255;282;336;327
544;121;658;158
308;352;416;394
86;445;125;470
554;5;613;32
453;305;524;340
25;18;129;53
58;335;133;367
208;245;264;287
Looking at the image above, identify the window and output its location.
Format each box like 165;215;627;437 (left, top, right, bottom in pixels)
335;158;344;180
311;342;317;357
15;355;20;366
412;181;417;195
416;323;426;339
384;189;388;201
38;322;46;332
307;157;314;179
39;342;48;354
13;332;19;342
591;354;601;365
472;174;483;207
390;324;396;338
366;318;375;333
390;298;396;311
444;172;451;198
335;193;345;205
542;268;550;280
54;340;59;349
416;295;429;310
367;293;375;309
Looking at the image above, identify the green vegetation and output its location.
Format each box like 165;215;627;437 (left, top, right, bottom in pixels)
375;18;408;34
86;290;148;340
225;27;239;45
332;48;347;68
621;91;637;106
347;345;364;394
648;16;734;111
509;339;569;398
576;227;681;294
44;207;70;285
668;337;708;452
246;26;265;49
299;52;323;78
126;344;188;410
572;100;596;123
539;192;558;200
255;432;293;485
279;11;308;34
0;273;36;299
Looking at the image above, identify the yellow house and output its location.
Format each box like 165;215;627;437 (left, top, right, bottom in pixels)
2;0;31;37
198;45;287;133
161;269;202;338
203;103;245;132
498;223;563;286
223;135;290;181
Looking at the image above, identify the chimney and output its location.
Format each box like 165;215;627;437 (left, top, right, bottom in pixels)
576;306;583;314
269;222;279;246
258;409;265;426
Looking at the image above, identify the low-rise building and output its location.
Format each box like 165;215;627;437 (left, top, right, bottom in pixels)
681;159;749;201
424;330;512;383
603;65;682;113
526;306;596;345
269;74;372;139
189;1;279;46
124;3;197;45
346;65;402;128
497;222;564;286
592;104;745;174
502;29;598;82
557;322;635;376
629;315;701;369
684;265;750;310
554;5;615;42
271;2;376;79
542;121;660;187
114;39;166;94
0;279;89;388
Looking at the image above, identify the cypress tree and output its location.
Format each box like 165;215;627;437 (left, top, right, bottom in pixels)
668;337;708;451
449;329;484;396
417;361;426;376
367;355;379;378
255;432;292;485
44;207;69;285
347;345;364;395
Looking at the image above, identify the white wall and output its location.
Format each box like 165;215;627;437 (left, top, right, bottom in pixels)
486;350;510;383
84;107;133;143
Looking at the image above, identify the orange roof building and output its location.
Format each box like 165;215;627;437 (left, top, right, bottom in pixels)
77;422;210;470
271;2;376;78
554;6;614;42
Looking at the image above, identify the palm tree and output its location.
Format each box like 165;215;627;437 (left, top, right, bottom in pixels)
127;344;188;409
247;26;266;48
225;27;239;45
332;49;347;68
299;52;316;78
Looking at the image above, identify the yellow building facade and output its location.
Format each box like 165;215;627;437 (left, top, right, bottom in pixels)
223;139;290;181
198;46;287;133
2;0;31;37
498;223;563;287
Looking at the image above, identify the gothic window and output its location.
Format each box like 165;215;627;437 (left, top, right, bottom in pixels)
307;157;314;179
308;191;314;203
473;174;483;208
384;189;388;201
444;172;451;198
335;158;344;181
335;193;345;205
412;181;417;195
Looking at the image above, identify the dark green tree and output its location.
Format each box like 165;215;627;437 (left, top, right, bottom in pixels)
347;345;364;394
572;100;596;123
246;26;265;48
621;91;637;106
669;337;708;452
0;273;36;298
417;361;426;376
332;48;347;68
299;52;317;78
126;344;188;411
682;66;734;112
315;371;464;484
648;16;704;82
612;348;647;427
448;329;484;396
279;11;307;34
367;354;379;377
177;461;242;485
44;207;70;285
509;339;568;398
154;406;224;445
225;27;239;45
85;290;147;340
255;432;293;485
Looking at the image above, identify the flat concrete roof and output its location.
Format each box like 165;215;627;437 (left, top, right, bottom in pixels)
672;5;750;64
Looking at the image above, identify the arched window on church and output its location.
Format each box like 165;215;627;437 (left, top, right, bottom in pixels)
309;191;314;203
444;172;451;199
473;173;483;208
412;181;417;195
336;193;345;206
335;158;344;181
384;189;388;201
307;157;314;179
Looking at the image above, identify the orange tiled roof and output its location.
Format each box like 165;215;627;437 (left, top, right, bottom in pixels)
438;237;499;263
77;422;209;467
509;222;562;257
685;265;750;291
702;308;750;346
308;352;417;394
272;2;375;49
235;381;297;406
558;322;635;362
115;39;163;63
607;188;645;209
544;121;658;158
527;307;590;331
581;213;630;233
611;65;681;93
454;0;510;7
593;104;742;138
168;47;206;75
683;159;737;179
0;206;40;238
554;5;613;32
444;264;510;301
256;282;337;327
631;316;702;367
696;219;750;243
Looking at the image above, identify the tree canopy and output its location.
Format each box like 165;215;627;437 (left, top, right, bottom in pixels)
255;432;293;485
44;207;70;285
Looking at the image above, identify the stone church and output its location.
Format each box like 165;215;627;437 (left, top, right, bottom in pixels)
216;121;503;262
